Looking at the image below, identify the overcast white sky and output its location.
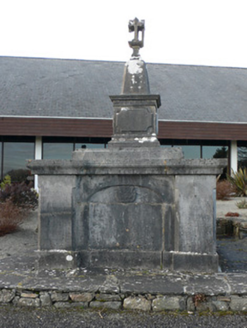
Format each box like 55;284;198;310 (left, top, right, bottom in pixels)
1;0;247;68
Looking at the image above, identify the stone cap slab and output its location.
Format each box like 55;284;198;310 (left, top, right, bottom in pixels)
1;253;247;297
27;148;227;175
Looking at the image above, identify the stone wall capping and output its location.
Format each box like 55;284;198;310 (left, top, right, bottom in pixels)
0;271;247;312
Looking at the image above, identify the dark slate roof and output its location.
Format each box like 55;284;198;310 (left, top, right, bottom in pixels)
1;56;247;123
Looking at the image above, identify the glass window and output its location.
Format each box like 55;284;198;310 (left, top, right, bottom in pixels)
43;143;74;159
75;143;105;150
3;142;34;183
238;146;247;169
202;146;228;159
180;146;200;159
0;142;2;181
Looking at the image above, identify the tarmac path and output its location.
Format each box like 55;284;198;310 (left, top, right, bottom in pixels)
0;307;247;328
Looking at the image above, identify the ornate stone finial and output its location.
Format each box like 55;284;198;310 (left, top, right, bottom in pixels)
128;18;145;57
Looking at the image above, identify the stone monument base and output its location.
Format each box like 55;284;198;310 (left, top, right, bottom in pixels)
29;147;225;273
36;250;219;273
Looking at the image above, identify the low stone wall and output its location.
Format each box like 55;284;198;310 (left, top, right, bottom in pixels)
1;289;247;312
217;217;247;239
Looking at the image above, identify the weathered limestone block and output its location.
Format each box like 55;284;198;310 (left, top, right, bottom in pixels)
38;175;75;250
230;296;247;311
123;296;151;311
51;292;69;302
90;301;122;310
40;292;52;306
152;296;186;311
0;289;15;303
212;300;229;311
69;302;88;308
54;302;71;308
195;299;215;312
69;292;94;302
174;175;216;254
99;275;120;294
21;292;38;299
95;293;121;302
18;298;41;307
187;297;195;311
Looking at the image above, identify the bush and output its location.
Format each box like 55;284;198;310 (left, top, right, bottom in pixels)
0;175;11;190
216;179;236;200
0;199;25;236
6;169;31;183
227;168;247;197
0;181;38;210
0;176;38;237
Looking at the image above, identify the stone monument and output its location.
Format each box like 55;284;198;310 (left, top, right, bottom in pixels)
28;18;226;272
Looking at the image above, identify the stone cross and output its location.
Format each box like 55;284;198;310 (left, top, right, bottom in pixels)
128;18;145;57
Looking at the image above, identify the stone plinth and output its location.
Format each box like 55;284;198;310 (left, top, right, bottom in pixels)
108;95;161;149
28;148;226;272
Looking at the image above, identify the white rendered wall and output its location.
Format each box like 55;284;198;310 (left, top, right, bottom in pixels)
34;136;42;190
230;140;238;175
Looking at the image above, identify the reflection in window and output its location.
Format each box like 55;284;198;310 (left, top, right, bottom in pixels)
0;142;2;181
75;143;105;150
43;143;74;159
180;146;200;159
3;142;34;183
238;146;247;169
202;146;228;159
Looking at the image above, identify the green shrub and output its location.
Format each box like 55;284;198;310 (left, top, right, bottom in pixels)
227;168;247;197
236;199;247;209
0;175;11;190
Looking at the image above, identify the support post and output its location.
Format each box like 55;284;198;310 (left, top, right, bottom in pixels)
230;140;238;175
34;136;42;191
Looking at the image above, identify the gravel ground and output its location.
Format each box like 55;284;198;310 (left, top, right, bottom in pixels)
0;210;37;259
217;237;247;272
0;307;247;328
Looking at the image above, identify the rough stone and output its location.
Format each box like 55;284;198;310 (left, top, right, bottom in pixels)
212;300;229;311
0;289;15;303
230;296;247;311
90;301;122;310
123;296;151;311
51;292;69;302
69;302;88;308
95;293;121;302
152;296;186;311
195;300;216;312
12;296;20;306
70;292;94;302
187;297;195;311
99;275;120;294
21;293;38;299
54;302;71;308
18;298;41;307
40;293;52;306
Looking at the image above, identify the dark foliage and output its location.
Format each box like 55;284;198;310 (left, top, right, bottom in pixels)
0;199;25;236
0;182;38;210
5;169;31;183
216;180;236;200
